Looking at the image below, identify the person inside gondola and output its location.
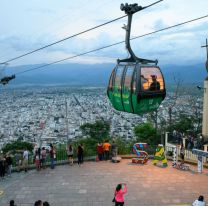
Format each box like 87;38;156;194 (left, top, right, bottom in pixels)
141;75;148;91
149;75;160;91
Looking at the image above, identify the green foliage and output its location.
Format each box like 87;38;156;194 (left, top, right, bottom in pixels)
69;136;132;157
77;120;111;156
166;115;194;134
134;122;160;145
2;141;34;154
80;120;110;140
113;137;132;155
72;137;97;156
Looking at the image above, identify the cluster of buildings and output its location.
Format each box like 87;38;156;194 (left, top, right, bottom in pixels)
0;86;202;149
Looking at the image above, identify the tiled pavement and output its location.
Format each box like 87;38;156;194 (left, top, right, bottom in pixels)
0;160;208;206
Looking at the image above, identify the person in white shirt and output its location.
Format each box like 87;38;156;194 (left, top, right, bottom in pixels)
192;195;205;206
23;149;29;172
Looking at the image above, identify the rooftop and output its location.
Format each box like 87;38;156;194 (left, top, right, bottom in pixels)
0;159;208;206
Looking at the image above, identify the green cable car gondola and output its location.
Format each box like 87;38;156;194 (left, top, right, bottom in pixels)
107;3;166;114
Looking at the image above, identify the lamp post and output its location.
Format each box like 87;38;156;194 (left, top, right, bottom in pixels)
201;38;208;139
65;98;69;143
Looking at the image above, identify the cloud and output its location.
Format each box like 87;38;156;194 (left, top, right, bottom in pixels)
0;0;207;67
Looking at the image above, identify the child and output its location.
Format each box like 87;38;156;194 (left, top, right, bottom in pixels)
114;183;127;206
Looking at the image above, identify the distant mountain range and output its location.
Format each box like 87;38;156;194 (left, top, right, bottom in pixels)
4;62;207;87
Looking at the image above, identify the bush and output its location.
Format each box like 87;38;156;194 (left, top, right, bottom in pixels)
134;123;160;146
2;141;34;154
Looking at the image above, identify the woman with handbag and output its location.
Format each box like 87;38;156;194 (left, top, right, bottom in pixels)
113;183;127;206
67;144;74;165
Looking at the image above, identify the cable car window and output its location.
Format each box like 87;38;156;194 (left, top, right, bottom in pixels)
108;69;115;90
114;66;123;90
140;67;164;91
132;69;137;93
124;66;134;91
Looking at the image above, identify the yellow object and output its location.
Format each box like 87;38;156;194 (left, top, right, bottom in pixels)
153;144;168;167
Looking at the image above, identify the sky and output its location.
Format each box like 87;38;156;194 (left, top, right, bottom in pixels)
0;0;207;68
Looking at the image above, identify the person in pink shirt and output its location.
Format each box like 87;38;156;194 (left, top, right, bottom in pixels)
114;183;127;206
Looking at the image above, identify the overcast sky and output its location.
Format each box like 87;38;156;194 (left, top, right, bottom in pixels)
0;0;207;68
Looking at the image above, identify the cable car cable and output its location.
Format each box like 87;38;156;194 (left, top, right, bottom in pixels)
0;0;92;62
1;15;127;65
143;0;163;9
131;14;208;41
14;14;208;76
1;0;164;65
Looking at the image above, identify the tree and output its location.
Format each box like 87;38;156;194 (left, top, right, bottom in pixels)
75;120;111;156
134;123;160;145
2;141;34;154
80;120;110;141
112;137;133;155
166;114;194;134
147;76;182;135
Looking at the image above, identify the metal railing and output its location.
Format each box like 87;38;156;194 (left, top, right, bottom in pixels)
12;149;69;171
9;145;208;172
165;145;207;163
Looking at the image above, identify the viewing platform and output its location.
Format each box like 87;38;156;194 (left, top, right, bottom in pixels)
0;159;208;206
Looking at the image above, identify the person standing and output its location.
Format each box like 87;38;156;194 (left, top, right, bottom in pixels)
0;152;5;180
103;140;111;160
34;150;41;171
15;152;22;172
80;144;84;164
49;144;55;169
180;143;185;165
77;144;84;166
67;144;74;165
6;154;13;177
114;183;127;206
23;148;29;173
41;147;47;169
96;142;103;161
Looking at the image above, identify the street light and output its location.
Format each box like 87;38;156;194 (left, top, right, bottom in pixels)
197;86;206;91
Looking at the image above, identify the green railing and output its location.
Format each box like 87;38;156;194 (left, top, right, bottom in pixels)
12;149;69;171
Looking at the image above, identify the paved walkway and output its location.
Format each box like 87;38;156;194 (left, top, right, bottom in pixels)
0;160;208;206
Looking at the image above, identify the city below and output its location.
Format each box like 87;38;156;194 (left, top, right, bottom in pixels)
0;85;203;149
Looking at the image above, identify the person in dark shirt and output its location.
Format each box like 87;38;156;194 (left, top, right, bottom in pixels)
6;154;13;176
96;142;103;161
0;152;5;180
49;144;55;169
15;152;22;172
149;75;160;91
77;144;84;166
10;200;17;206
34;200;42;206
180;143;185;165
